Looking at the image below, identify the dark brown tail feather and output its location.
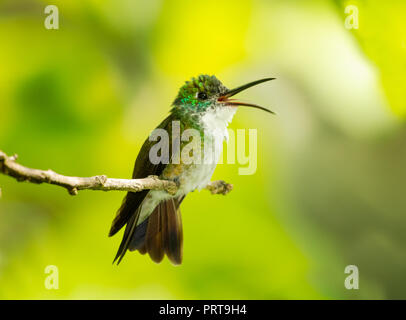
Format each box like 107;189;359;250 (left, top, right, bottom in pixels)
112;206;141;264
109;190;149;237
163;199;183;265
138;243;147;255
145;204;164;263
113;197;184;265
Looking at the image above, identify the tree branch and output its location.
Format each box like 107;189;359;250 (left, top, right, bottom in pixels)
0;150;233;196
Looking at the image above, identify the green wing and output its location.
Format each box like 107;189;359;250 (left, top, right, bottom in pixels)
109;113;175;236
109;113;186;265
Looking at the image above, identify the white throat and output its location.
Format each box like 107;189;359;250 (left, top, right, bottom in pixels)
200;107;236;136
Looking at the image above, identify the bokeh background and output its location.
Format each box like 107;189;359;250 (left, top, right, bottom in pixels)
0;0;405;299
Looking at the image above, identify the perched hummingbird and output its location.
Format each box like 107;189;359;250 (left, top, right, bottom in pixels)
109;75;275;265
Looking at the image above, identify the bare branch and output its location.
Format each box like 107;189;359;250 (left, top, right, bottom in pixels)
0;150;233;196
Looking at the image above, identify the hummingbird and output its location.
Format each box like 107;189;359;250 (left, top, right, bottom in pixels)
109;75;275;265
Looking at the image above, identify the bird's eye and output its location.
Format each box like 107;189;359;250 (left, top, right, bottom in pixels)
197;92;208;100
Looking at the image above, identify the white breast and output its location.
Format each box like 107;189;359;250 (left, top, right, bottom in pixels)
179;106;237;192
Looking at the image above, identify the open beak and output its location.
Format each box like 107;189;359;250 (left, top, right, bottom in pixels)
218;77;276;114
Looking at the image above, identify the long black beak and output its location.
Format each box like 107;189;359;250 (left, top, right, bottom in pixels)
218;77;276;114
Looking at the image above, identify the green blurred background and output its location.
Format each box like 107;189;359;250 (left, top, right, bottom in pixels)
0;0;405;299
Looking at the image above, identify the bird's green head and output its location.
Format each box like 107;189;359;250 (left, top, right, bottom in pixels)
173;75;226;112
172;74;276;117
